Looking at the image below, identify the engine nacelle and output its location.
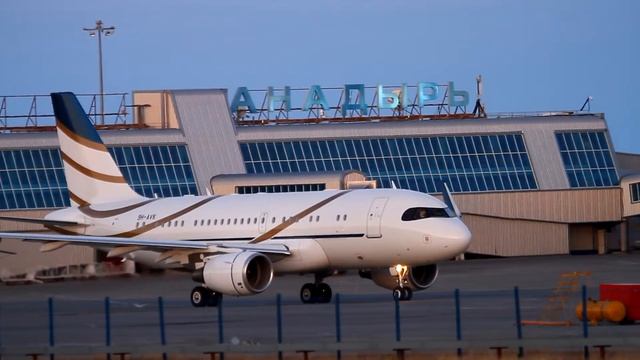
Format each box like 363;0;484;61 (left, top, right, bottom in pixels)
193;252;273;296
360;264;439;291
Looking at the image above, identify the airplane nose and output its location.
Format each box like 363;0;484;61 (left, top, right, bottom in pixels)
427;218;472;256
453;220;472;253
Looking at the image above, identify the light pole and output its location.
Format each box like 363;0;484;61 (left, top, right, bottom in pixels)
83;20;115;125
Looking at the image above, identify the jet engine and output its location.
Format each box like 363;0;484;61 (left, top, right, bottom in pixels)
192;252;273;296
360;264;439;291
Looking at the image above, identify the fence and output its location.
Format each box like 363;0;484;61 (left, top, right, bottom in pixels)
0;286;637;359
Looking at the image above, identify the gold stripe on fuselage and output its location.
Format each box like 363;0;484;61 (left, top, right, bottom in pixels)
79;199;157;219
250;190;351;244
47;196;219;238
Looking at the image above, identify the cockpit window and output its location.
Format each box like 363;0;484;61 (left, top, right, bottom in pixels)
401;207;454;221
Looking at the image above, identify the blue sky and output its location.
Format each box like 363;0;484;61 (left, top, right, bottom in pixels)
1;1;639;152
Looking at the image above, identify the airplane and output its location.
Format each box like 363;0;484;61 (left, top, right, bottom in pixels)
0;92;472;307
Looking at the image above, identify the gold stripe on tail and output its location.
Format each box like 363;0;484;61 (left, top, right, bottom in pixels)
61;151;127;184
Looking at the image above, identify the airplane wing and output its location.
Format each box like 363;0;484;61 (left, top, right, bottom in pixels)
0;216;82;227
0;232;291;257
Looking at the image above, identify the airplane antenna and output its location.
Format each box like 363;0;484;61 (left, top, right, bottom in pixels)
579;96;593;112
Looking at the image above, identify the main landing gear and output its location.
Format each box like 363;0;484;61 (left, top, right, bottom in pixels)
392;264;413;301
191;286;222;307
300;273;332;304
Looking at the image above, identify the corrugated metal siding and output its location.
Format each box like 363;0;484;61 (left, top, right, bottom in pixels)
454;188;621;223
464;214;569;256
172;90;246;194
0;210;94;276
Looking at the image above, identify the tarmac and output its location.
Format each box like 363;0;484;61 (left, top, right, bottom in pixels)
0;253;639;354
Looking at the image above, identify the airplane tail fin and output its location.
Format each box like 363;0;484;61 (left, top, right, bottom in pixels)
51;92;145;206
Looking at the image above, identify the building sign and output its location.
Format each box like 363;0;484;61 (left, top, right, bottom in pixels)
230;82;470;120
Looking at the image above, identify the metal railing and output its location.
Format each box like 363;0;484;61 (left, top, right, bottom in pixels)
0;93;131;131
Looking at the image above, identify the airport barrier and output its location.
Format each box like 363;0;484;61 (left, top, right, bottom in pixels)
0;286;638;359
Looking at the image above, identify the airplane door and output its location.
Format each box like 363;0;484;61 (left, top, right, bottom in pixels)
366;197;388;238
259;212;269;233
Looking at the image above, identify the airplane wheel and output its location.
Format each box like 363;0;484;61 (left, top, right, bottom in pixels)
191;286;209;307
392;287;403;301
300;283;316;304
392;287;413;301
317;283;332;303
402;287;413;301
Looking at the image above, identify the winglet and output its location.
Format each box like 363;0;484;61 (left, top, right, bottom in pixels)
441;182;461;217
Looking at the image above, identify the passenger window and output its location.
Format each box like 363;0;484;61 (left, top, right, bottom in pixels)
272;217;276;223
254;218;258;224
166;222;171;228
343;214;347;221
201;220;205;226
180;220;184;227
193;220;198;226
282;216;286;223
207;219;211;226
401;207;452;221
135;222;139;228
227;219;231;225
336;214;340;221
174;220;179;227
316;215;320;222
309;216;313;222
240;218;244;225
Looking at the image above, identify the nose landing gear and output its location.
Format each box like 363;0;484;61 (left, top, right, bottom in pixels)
392;264;413;301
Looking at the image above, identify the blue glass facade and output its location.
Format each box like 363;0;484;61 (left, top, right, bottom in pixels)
240;134;538;193
556;132;618;188
0;145;197;210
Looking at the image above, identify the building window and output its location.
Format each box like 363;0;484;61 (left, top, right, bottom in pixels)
631;183;640;203
239;134;538;193
556;132;619;188
0;145;197;210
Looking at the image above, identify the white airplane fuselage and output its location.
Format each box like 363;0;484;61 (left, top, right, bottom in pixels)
46;188;471;273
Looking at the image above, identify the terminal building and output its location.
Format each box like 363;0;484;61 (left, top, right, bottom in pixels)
1;82;639;277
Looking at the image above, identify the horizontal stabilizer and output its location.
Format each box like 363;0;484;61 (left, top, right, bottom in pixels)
0;216;81;227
